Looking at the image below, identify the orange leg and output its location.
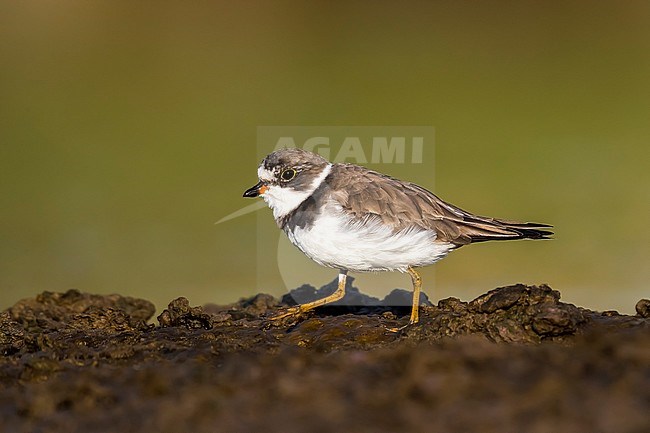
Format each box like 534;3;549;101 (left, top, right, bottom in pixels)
271;271;347;321
387;266;422;332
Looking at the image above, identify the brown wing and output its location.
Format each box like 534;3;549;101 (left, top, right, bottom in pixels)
325;163;553;246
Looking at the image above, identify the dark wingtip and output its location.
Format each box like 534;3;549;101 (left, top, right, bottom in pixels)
526;229;554;240
465;221;554;243
516;224;554;240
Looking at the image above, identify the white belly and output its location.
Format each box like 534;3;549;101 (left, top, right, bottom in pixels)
285;207;454;273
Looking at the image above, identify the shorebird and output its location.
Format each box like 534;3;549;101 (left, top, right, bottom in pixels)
244;148;552;330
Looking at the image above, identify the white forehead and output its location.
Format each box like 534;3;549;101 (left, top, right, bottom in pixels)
257;165;275;182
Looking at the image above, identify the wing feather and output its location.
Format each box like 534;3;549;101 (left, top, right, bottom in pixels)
325;164;553;245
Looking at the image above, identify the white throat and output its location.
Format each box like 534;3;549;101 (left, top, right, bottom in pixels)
261;164;332;220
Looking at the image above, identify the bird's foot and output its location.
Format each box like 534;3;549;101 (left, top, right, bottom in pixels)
385;318;418;333
268;306;307;324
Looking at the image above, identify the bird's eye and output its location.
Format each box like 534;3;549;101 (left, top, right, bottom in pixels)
280;168;297;181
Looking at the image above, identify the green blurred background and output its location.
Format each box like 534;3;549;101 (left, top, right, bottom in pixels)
1;1;648;314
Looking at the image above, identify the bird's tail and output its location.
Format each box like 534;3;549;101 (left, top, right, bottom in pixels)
459;218;553;243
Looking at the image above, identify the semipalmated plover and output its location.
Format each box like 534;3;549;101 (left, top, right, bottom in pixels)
244;148;552;329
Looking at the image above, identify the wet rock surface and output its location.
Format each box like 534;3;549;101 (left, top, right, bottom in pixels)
1;282;648;433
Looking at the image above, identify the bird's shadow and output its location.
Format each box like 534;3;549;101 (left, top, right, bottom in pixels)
280;276;432;318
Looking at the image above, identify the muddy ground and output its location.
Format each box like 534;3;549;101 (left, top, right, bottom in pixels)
1;279;648;433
